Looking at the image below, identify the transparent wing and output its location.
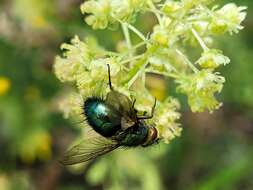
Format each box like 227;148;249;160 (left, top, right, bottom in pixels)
60;130;120;165
106;90;137;124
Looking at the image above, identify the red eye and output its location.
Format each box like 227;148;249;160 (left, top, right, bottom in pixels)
150;127;158;142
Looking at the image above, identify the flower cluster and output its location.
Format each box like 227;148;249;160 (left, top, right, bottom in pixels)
154;98;182;143
176;70;225;112
209;3;247;34
54;0;247;143
80;0;161;29
197;49;230;69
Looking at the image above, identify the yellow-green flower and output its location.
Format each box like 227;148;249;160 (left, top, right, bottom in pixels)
176;70;225;112
154;98;181;143
151;25;170;46
81;0;111;29
162;1;182;17
197;49;230;69
209;3;247;34
81;0;160;29
54;36;91;82
58;93;83;119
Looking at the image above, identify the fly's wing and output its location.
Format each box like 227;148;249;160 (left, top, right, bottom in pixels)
60;130;120;165
105;90;137;129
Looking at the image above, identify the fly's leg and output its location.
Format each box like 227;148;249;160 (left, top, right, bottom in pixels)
132;98;136;109
137;98;156;120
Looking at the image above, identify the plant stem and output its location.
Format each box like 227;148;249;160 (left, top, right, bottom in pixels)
117;41;146;61
125;23;147;42
121;23;133;57
176;49;199;73
122;57;148;86
127;60;149;88
146;70;180;79
191;28;209;51
148;0;163;27
120;54;144;65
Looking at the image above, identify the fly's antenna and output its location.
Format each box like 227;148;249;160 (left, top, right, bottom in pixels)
107;64;113;90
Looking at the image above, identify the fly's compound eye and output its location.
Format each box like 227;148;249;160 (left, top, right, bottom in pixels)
149;127;158;142
142;127;158;147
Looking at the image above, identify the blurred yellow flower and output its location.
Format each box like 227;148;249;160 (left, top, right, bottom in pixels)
20;130;52;163
13;0;51;29
36;132;52;161
0;174;10;190
32;15;48;29
0;77;11;95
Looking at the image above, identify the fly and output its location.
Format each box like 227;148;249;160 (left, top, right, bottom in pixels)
61;64;159;165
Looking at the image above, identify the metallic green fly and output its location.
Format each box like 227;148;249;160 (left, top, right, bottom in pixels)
61;64;159;165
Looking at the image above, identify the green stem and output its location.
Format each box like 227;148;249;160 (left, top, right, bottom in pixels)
121;57;148;86
117;41;146;61
125;23;147;42
115;17;148;42
191;28;209;51
120;54;144;65
105;51;120;56
176;49;199;73
127;60;149;88
133;41;146;49
146;70;180;79
148;0;163;27
121;23;133;57
142;68;146;86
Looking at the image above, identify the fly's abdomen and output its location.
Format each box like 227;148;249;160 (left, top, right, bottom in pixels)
84;98;121;137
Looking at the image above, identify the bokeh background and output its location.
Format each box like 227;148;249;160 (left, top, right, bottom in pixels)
0;0;253;189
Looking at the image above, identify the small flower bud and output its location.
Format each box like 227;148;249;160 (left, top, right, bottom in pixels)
209;3;247;35
162;1;181;16
197;49;230;69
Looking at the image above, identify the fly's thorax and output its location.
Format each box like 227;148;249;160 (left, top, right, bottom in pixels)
121;116;135;130
84;97;121;137
119;123;149;147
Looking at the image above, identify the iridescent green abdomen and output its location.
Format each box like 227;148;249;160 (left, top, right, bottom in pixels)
84;97;121;137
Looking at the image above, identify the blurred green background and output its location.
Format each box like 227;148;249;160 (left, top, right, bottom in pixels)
0;0;253;190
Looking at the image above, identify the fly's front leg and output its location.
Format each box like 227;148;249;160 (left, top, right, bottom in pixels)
137;98;156;120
